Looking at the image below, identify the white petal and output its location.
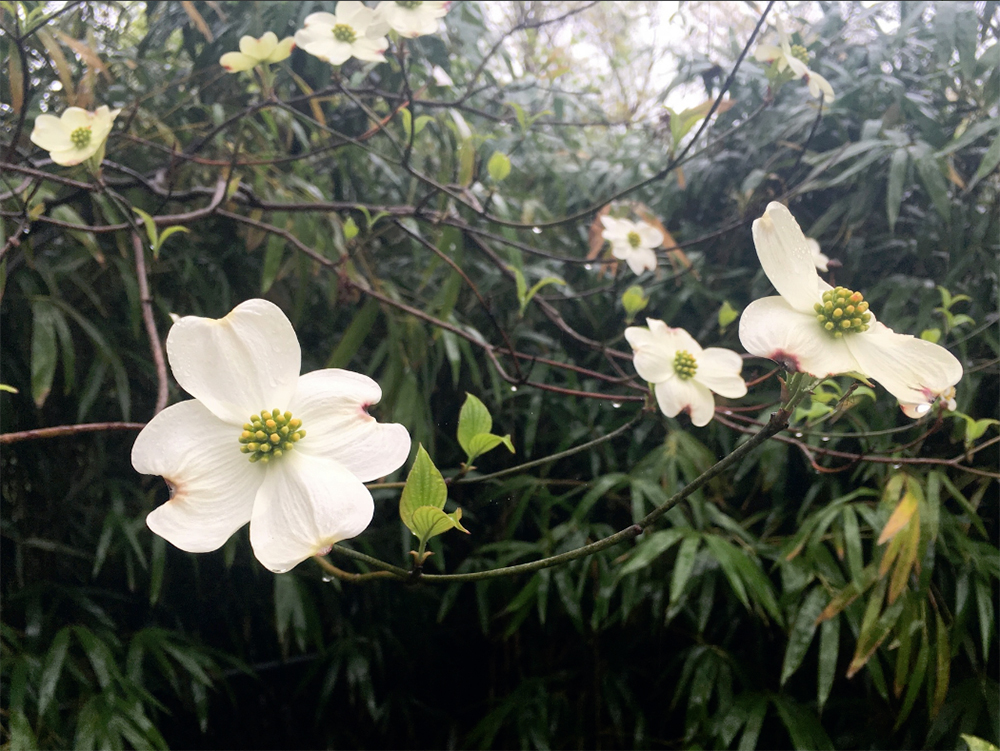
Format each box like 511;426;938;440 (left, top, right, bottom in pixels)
648;319;701;354
303;12;337;27
739;296;860;377
620;247;657;275
289;369;410;482
220;51;257;72
755;44;783;62
30;114;73;152
249;452;374;573
697;348;747;398
350;37;388;62
845;323;963;406
654;376;717;427
808;71;835;103
638;223;665;248
752;202;821;313
786;55;809;80
267;37;296;63
625;326;673;383
60;107;93;131
166;299;301;425
134;400;262;553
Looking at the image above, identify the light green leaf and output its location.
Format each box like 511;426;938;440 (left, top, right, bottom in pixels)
458;139;475;187
343;216;359;240
817;615;839;711
970;132;1000;189
521;276;565;315
621;285;649;323
669;535;701;608
133;207;158;247
465;432;515;462
487;151;511;182
400;445;447;534
887;148;908;232
718;300;740;330
781;587;828;685
963;735;1000;751
618;528;684;577
0;383;18;393
411;505;469;547
457;393;493;457
153;225;189;258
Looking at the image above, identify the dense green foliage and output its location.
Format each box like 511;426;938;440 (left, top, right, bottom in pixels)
1;1;998;748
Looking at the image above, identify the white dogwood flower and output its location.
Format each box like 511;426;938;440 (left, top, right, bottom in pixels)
625;319;747;427
294;2;389;66
132;299;411;573
375;1;450;38
601;216;664;276
30;106;121;166
739;202;962;416
220;32;295;72
755;18;835;103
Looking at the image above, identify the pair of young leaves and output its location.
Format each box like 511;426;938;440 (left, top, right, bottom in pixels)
399;394;514;552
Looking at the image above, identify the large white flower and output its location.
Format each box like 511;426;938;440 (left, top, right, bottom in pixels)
220;32;295;72
625;319;748;427
294;2;389;66
375;1;450;38
601;216;664;276
739;202;963;416
30;106;121;166
132;299;411;573
755;18;835;103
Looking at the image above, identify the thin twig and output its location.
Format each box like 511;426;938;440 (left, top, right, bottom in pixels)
132;232;168;414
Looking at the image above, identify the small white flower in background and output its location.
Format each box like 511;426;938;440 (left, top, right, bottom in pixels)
30;106;120;166
805;237;830;272
375;0;450;38
600;216;664;276
431;64;454;87
220;31;295;72
900;386;957;418
625;319;748;427
738;202;963;417
132;299;411;573
754;18;835;103
294;2;390;66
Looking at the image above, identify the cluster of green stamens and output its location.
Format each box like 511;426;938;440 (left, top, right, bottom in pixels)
790;44;810;65
814;286;871;338
396;0;423;7
673;350;698;380
332;23;357;42
626;230;641;248
239;409;306;463
70;126;92;149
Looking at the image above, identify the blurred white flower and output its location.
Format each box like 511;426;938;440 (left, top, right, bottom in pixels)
600;216;664;276
738;202;962;416
625;319;747;427
294;2;389;66
30;106;120;166
375;1;450;38
755;18;835;103
805;237;830;272
220;32;295;72
132;299;411;573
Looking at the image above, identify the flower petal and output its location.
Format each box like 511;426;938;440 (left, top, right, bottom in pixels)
350;37;388;62
249;452;374;573
808;71;835;103
638;223;664;248
289;369;411;482
697;348;748;399
845;323;963;407
654;376;716;427
625;326;673;383
165;299;301;425
755;44;783;62
30;114;72;152
134;399;262;553
618;247;657;275
220;51;256;72
268;37;295;63
752;202;821;313
739;296;860;377
60;107;93;130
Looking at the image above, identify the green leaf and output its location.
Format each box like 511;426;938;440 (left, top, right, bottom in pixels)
37;627;71;717
781;587;828;685
971;132;1000;188
718;300;740;330
621;285;649;323
920;328;942;343
817;615;839;711
458;139;475;187
153;225;189;258
0;383;18;393
260;234;285;294
411;505;469;547
326;297;379;368
133;207;158;247
772;695;834;750
274;574;307;652
962;735;1000;751
618;528;684;577
521;276;565;315
400;445;447;534
487;151;511;182
669;535;701;608
31;300;58;407
343;216;359;241
465;432;515;462
887;148;908;232
8;709;37;751
932;610;950;715
507;265;527;309
914;149;951;222
457;393;493;457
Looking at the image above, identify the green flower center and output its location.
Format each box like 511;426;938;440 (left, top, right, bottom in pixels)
332;23;357;43
813;286;871;338
791;44;810;65
70;126;92;149
673;350;697;380
396;1;423;7
627;230;641;248
239;408;306;463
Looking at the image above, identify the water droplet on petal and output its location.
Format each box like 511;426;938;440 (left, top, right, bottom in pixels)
795;432;803;438
821;436;830;442
510;386;518;392
892;463;902;469
612;402;621;409
532;226;542;234
584;264;593;270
